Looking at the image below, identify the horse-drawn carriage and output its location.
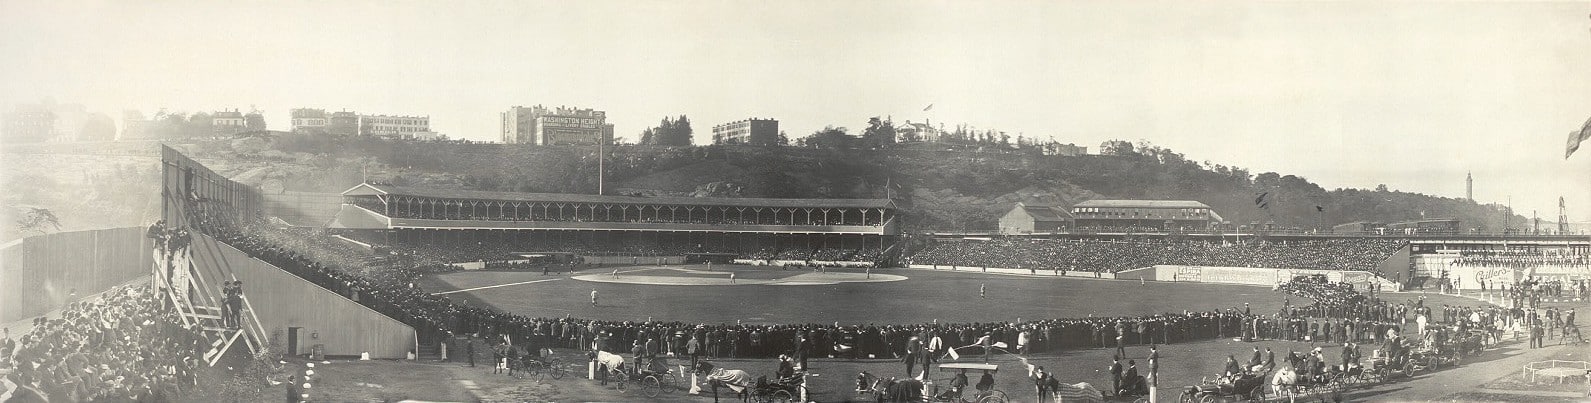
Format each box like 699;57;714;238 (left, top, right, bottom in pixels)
695;361;811;403
1367;349;1416;381
859;363;1008;403
1269;364;1347;402
1180;369;1269;402
747;371;808;403
927;363;1009;403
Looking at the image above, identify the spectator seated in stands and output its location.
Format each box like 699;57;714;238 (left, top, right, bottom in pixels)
8;285;203;402
904;238;1406;274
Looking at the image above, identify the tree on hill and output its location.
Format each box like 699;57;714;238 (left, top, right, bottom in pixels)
802;126;854;149
641;115;694;146
16;207;61;235
862;117;897;148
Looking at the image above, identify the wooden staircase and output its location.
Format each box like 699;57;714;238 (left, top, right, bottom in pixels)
155;246;268;366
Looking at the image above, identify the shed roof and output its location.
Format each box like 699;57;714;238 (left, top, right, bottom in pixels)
342;183;896;210
1072;199;1210;209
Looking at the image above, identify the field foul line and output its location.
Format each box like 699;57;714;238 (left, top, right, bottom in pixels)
432;278;561;295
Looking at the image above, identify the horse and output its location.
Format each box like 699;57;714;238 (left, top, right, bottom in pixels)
1270;366;1298;396
696;362;754;403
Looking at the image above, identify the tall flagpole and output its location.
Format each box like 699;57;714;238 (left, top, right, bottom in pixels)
598;139;605;195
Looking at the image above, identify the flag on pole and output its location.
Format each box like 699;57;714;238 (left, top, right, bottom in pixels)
1567;116;1591;159
923;103;934;111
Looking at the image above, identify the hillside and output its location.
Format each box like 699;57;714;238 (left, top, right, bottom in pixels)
257;134;1530;233
1;135;1536;241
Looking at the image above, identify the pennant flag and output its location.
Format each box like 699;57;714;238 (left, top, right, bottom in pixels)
923;103;934;111
1254;192;1269;206
1568;116;1591;159
1315;206;1325;212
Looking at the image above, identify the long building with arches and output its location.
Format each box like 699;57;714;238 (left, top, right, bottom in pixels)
330;183;902;263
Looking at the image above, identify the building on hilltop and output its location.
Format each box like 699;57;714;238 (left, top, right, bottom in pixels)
2;104;55;143
1;100;117;143
294;107;435;139
1046;143;1088;156
999;202;1074;234
1466;172;1473;202
1070;199;1220;231
290;108;328;133
359;114;435;140
328;111;358;136
712;118;778;145
501;106;536;144
895;120;943;143
120;110;151;140
212;109;248;136
501;105;613;145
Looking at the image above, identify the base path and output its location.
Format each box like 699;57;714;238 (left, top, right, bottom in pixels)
571;266;906;286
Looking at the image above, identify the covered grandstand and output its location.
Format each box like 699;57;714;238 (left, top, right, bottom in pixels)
330;183;903;266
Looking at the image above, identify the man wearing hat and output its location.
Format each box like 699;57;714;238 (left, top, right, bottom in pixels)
903;335;922;376
1032;366;1053;402
776;355;795;379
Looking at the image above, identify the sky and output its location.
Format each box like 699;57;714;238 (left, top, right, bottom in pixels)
2;0;1589;220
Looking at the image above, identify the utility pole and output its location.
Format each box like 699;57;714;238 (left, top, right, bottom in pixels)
1559;196;1569;235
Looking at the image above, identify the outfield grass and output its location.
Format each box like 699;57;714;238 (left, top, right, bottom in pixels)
421;264;1480;325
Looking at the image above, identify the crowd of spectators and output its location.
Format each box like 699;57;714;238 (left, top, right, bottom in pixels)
741;247;885;264
904;238;1406;273
1450;251;1590;268
1274;275;1370;318
1;285;204;402
364;201;887;227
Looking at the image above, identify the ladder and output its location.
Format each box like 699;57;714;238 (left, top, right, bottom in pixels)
155;246;268;366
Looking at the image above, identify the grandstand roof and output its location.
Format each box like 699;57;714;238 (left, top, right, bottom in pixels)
1017;203;1072;222
1073;199;1211;209
343;183;896;210
328;204;390;229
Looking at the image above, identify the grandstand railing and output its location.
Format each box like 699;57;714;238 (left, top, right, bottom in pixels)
924;229;1590;240
385;217;897;235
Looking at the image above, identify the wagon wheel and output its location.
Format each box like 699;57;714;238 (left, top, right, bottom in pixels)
1179;389;1199;403
770;390;795;403
1402;361;1416;377
1247;383;1266;402
658;372;674;393
642;376;661;398
980;389;1009;403
548;359;566;379
1198;394;1223;403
